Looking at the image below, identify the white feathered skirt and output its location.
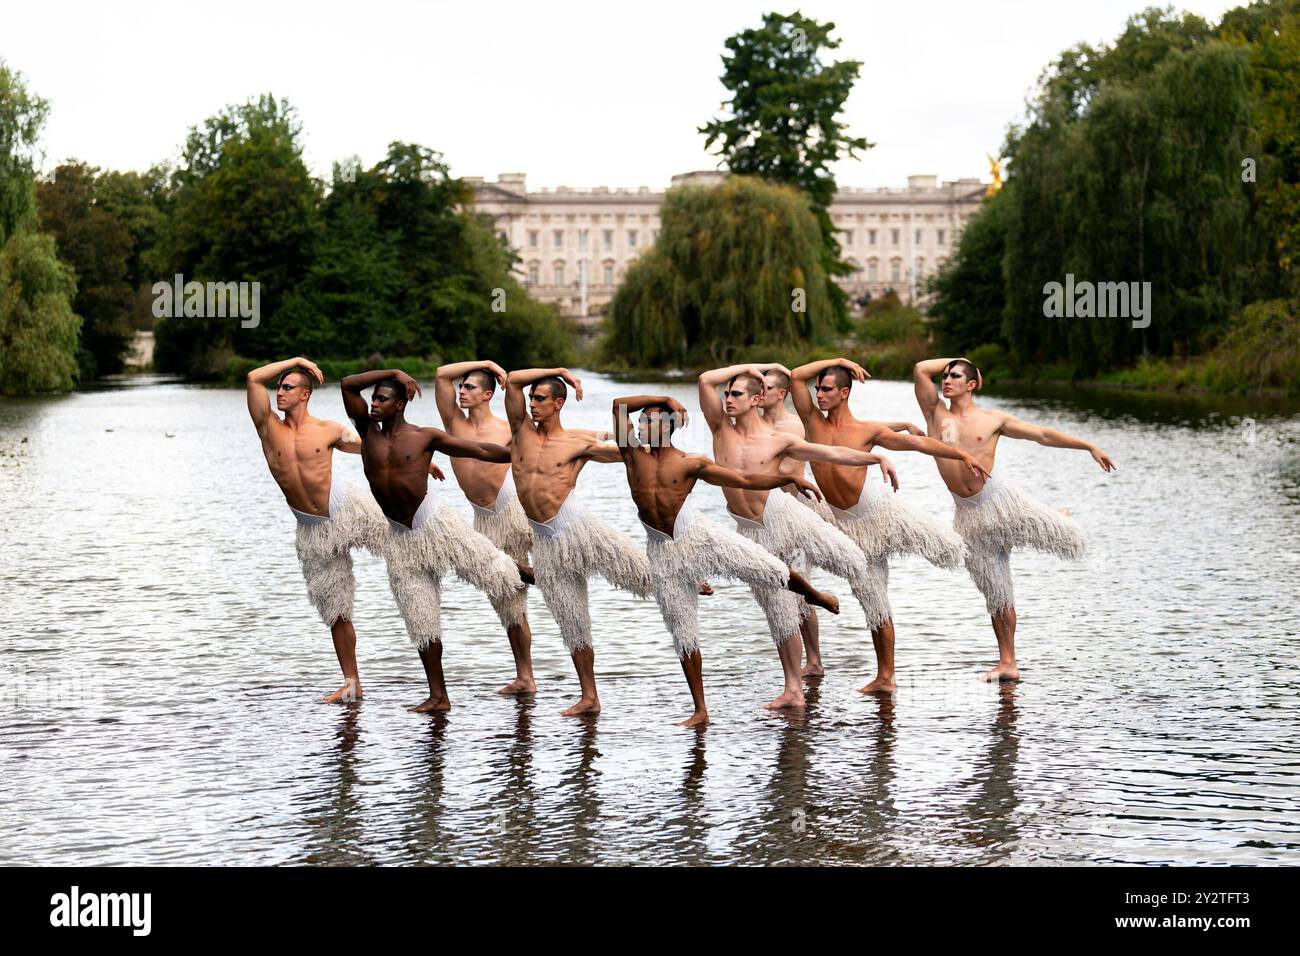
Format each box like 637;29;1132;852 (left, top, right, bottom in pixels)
951;473;1086;615
731;490;889;633
644;504;795;657
470;469;532;630
529;495;652;653
800;476;965;623
292;482;386;627
381;492;526;650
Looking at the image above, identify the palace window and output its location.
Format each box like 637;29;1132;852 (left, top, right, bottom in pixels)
891;229;900;246
603;263;614;285
527;264;539;286
867;259;878;281
844;230;854;246
890;258;902;282
603;229;613;250
553;229;564;247
868;229;877;246
937;229;945;245
528;230;538;248
579;230;588;252
553;263;564;285
628;230;638;247
915;228;922;245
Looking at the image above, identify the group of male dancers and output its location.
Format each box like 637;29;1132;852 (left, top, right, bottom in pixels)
247;354;1115;725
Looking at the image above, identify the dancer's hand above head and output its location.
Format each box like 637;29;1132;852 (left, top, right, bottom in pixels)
665;397;689;428
1091;447;1117;472
395;370;423;401
558;369;583;401
296;358;325;385
842;359;869;383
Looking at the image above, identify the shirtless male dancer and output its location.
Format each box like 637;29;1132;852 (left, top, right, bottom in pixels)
788;358;990;692
612;394;839;726
248;357;390;703
341;368;527;712
913;357;1116;681
699;364;899;709
505;367;652;717
434;360;618;695
434;360;537;695
756;369;825;675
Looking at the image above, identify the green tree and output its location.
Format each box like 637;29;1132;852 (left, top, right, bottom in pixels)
700;11;870;327
0;61;80;394
154;94;321;375
0;229;81;394
604;176;831;367
929;188;1009;354
37;161;135;377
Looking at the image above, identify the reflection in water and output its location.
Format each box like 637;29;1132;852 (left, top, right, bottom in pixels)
490;697;539;865
961;684;1021;861
300;705;370;865
403;713;450;864
2;376;1297;865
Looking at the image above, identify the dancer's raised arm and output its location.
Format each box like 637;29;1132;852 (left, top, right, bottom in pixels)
791;358;868;423
246;357;323;432
434;360;506;426
698;364;765;430
340;369;421;433
505;367;581;431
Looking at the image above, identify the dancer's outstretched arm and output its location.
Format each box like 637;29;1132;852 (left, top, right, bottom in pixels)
870;424;990;480
999;414;1116;472
784;435;900;491
694;459;823;501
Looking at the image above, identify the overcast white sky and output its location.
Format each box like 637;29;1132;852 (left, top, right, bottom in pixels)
5;0;1238;190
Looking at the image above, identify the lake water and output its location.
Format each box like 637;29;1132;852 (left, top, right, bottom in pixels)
1;372;1297;865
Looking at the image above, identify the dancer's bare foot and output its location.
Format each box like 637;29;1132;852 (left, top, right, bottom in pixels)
560;695;601;717
763;689;805;710
516;562;535;586
857;675;896;694
678;709;709;728
801;661;825;677
496;676;537;695
697;579;714;596
409;694;451;713
320;678;362;703
806;589;839;615
982;663;1021;682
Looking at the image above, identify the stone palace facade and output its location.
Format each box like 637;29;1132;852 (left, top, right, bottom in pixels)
467;170;987;317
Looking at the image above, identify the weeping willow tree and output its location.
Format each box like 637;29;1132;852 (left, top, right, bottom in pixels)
603;176;831;367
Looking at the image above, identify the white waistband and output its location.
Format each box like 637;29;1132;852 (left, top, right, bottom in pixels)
952;471;1004;506
290;481;346;526
388;490;438;534
527;493;583;540
641;501;695;544
471;468;517;518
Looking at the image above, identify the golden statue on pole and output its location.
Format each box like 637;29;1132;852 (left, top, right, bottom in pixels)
986;154;1004;196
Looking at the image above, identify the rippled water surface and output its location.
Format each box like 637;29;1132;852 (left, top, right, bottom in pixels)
1;373;1297;865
